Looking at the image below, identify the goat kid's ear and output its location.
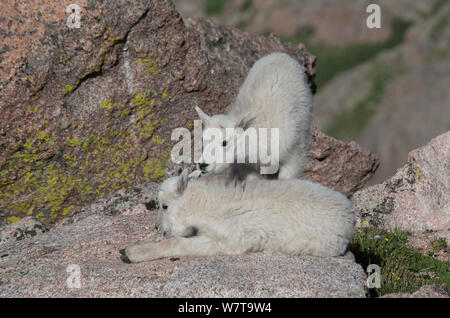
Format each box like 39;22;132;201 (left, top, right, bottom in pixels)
195;105;210;123
177;169;189;194
235;112;254;129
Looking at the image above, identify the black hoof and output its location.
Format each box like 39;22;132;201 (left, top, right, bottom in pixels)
119;249;131;263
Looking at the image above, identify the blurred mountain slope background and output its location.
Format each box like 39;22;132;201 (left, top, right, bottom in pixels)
173;0;450;184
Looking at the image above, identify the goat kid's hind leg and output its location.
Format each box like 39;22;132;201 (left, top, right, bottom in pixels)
120;236;221;263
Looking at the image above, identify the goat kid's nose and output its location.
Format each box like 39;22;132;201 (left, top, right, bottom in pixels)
198;163;209;170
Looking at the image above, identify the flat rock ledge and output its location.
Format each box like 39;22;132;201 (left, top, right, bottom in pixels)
0;183;368;298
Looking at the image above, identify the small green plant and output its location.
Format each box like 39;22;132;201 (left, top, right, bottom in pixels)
351;227;450;297
431;237;447;252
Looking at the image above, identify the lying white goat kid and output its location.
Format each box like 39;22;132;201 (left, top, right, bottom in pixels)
120;170;355;263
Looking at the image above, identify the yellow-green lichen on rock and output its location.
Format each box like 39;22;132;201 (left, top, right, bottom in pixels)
138;57;161;75
0;84;171;225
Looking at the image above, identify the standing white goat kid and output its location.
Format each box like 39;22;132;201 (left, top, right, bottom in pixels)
195;52;313;179
120;170;355;263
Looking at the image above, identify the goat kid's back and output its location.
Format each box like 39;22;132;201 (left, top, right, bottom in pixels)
177;177;355;257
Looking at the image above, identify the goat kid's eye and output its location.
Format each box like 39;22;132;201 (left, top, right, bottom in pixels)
162;204;168;210
222;140;227;147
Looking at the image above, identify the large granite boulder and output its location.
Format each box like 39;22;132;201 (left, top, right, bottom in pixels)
353;131;450;258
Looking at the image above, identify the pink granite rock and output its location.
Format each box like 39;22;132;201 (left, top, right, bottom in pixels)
353;131;450;257
353;131;450;233
0;216;47;245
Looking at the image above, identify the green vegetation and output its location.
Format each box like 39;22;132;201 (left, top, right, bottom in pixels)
283;17;412;89
324;64;398;140
351;227;450;297
425;0;449;19
240;0;253;12
205;0;226;15
431;237;448;252
429;7;449;42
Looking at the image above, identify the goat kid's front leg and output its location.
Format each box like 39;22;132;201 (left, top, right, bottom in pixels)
120;236;221;263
